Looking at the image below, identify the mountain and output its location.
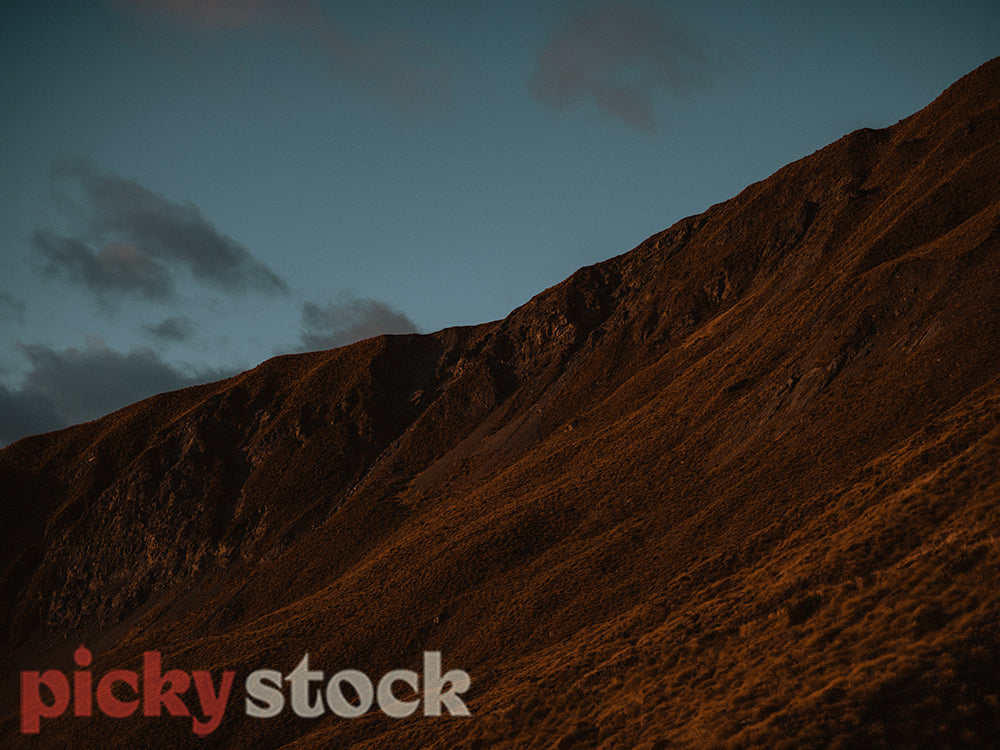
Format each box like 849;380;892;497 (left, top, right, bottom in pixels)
2;58;999;749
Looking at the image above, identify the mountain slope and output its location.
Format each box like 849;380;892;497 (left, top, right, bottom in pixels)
2;57;1000;749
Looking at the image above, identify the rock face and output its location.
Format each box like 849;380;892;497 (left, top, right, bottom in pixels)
2;58;1000;748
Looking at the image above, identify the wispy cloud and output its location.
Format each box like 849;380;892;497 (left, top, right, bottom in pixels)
34;156;288;303
113;0;451;110
0;340;232;446
298;297;418;350
142;315;197;341
531;0;730;132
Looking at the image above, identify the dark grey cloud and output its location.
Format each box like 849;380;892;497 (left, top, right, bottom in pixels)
0;341;233;447
142;315;197;342
531;0;730;132
33;231;173;301
114;0;451;111
0;386;65;447
36;156;288;302
299;297;418;350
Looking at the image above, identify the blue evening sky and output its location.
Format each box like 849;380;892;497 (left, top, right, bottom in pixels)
1;0;998;444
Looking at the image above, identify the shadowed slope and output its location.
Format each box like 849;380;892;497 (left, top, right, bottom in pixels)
2;57;999;749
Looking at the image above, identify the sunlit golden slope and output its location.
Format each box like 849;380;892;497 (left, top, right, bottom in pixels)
2;57;999;749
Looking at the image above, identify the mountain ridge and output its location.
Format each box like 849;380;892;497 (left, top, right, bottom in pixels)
2;57;999;748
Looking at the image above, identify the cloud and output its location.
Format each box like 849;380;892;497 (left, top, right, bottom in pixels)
298;297;418;350
531;0;729;132
142;315;197;341
0;387;66;448
0;341;233;447
113;0;451;111
33;232;173;301
34;156;288;302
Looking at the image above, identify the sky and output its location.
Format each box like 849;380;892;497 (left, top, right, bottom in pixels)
1;0;998;446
